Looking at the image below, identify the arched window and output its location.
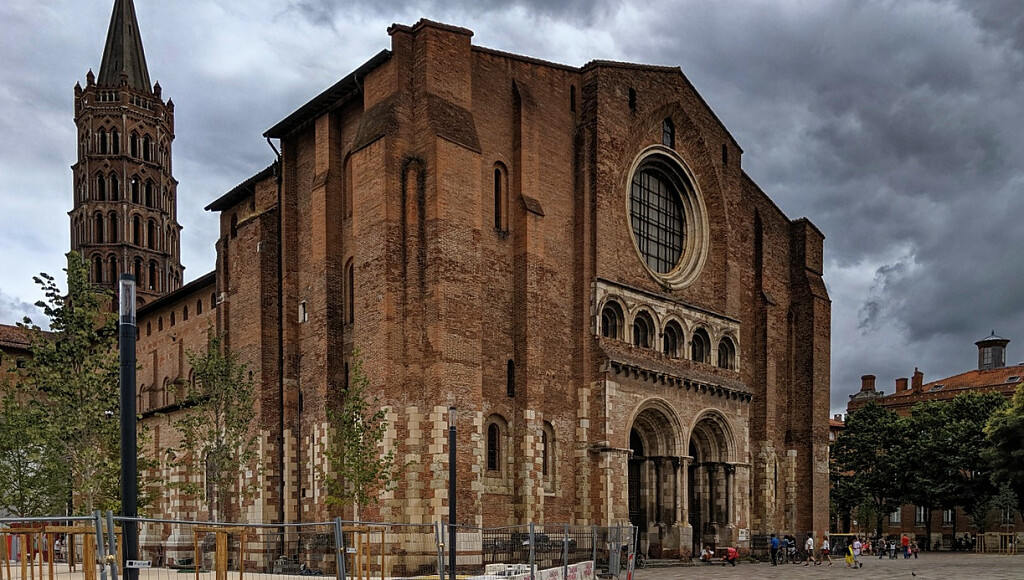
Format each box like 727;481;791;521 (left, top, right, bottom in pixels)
157;316;163;331
663;320;682;358
96;174;106;201
98;129;108;155
718;337;736;370
196;299;203;315
110;130;120;155
493;163;508;232
130;133;139;158
211;292;217;309
132;215;142;245
542;421;556;491
131;177;140;204
486;422;501;472
183;305;189;321
134;257;143;285
109;174;119;200
108;255;118;283
230;213;238;238
346;259;355;324
632;311;653;348
146;321;151;337
147;220;156;250
662;117;675;148
142;135;152;162
108;212;118;242
145;181;154;208
600;301;623;339
170;311;176;326
94;213;104;243
691;328;710;364
148;261;157;291
92;255;103;283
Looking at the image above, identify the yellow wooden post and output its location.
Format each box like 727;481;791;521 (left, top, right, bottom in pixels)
0;531;8;580
213;531;227;580
83;529;97;580
193;530;200;580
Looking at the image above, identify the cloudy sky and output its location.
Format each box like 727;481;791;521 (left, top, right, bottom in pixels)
2;0;1022;415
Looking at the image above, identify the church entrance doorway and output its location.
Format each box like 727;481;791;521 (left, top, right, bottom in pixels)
687;414;734;556
627;404;681;557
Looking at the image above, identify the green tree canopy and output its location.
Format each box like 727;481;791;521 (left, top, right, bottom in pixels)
902;392;1003;543
17;252;121;514
173;333;259;521
984;383;1024;513
831;401;909;536
321;351;400;513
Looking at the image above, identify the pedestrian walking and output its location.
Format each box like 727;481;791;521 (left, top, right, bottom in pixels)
820;535;833;566
770;534;780;566
803;533;817;566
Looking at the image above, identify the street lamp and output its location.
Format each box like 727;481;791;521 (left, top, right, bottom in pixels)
119;274;139;580
448;407;456;580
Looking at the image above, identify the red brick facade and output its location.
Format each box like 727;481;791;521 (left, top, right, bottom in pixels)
81;15;831;558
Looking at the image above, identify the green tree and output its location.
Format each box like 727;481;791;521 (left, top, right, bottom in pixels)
904;401;958;546
321;351;399;512
984;383;1024;513
941;392;1006;538
173;333;259;521
18;252;122;513
831;402;909;537
0;387;68;516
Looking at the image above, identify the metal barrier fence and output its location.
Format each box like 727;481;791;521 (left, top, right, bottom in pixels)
1;515;635;580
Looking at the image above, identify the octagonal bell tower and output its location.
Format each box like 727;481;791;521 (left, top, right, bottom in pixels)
71;0;182;304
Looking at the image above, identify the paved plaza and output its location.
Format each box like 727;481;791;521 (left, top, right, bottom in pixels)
634;553;1023;580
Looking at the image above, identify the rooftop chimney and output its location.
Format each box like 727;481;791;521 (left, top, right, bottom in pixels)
896;377;909;392
912;368;924;391
861;375;876;392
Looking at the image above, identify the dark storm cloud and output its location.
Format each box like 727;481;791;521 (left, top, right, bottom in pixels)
288;0;623;26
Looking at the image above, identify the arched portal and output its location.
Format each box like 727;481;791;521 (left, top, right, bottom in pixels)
687;412;735;554
628;403;682;556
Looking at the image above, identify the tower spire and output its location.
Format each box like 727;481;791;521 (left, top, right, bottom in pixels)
97;0;152;92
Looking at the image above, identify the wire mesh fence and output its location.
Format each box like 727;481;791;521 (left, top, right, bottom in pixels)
1;515;634;580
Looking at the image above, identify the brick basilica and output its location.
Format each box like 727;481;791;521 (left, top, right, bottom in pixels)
66;1;831;559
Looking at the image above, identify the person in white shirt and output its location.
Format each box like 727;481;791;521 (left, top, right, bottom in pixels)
852;538;863;568
820;535;833;566
803;533;817;566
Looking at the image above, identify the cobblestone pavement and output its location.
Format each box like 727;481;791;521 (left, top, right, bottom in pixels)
632;553;1023;579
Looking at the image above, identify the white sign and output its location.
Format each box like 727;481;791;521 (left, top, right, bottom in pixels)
738;529;749;541
126;561;151;569
346;548;357;554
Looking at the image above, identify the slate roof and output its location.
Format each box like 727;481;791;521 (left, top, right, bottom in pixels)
97;0;152;92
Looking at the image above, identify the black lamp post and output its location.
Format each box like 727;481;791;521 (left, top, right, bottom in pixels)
448;406;456;580
119;274;139;580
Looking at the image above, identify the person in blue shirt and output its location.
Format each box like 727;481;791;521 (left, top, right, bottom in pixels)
770;534;780;566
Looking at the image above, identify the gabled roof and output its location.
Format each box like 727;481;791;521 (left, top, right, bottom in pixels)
137;271;216;317
263;50;392;139
205;164;276;212
97;0;152;92
886;364;1024;400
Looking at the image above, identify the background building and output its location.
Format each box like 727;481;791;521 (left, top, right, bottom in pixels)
847;333;1023;545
